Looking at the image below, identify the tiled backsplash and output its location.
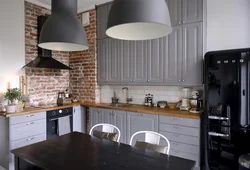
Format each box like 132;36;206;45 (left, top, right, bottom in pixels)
100;85;203;105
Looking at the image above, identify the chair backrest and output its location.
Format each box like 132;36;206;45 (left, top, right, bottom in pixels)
89;123;121;142
129;131;170;155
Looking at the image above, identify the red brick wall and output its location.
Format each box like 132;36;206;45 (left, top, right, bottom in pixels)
25;2;70;105
69;10;100;103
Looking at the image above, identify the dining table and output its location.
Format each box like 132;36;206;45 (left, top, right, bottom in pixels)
11;132;195;170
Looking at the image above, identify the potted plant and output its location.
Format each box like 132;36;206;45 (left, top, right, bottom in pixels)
4;88;22;113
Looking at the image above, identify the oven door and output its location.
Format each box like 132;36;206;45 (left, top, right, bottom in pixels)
205;124;238;170
47;115;73;139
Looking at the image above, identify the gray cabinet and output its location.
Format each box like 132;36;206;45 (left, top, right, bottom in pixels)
89;107;104;131
181;22;203;85
166;0;202;26
127;112;158;145
97;1;203;86
182;0;203;24
73;106;86;133
97;3;112;39
164;26;182;85
166;0;182;26
147;39;164;83
97;39;109;83
109;38;122;83
91;108;127;144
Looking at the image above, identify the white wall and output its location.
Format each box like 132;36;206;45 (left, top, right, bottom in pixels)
0;0;25;100
206;0;250;51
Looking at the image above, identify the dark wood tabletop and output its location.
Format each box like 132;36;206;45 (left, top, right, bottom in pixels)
11;132;195;170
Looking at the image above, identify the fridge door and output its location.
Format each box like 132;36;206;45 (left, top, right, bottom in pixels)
205;52;250;127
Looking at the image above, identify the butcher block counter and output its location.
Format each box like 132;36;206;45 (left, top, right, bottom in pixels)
0;103;202;119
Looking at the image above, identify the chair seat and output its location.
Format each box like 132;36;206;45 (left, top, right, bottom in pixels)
135;141;168;154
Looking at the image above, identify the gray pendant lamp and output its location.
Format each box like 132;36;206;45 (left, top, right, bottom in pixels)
106;0;172;40
38;0;88;51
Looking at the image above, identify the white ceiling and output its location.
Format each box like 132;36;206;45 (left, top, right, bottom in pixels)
25;0;112;13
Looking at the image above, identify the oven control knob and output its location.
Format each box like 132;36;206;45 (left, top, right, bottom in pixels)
52;111;56;116
59;110;62;114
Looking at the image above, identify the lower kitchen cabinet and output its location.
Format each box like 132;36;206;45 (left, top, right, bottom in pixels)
73;106;86;133
126;112;158;145
0;112;47;170
89;107;104;131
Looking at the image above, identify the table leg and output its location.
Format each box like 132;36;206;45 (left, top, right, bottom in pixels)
14;156;20;170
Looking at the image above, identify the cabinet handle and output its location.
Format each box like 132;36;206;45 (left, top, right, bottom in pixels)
183;21;185;24
182;80;185;82
179;21;181;24
26;114;34;117
173;142;179;146
130;80;133;82
26;137;34;141
178;80;181;82
173;134;179;137
147;80;150;82
173;126;182;130
26;122;34;126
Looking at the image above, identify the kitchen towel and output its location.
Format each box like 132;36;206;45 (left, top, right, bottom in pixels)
58;116;71;136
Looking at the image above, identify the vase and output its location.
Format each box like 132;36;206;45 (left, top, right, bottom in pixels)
6;105;16;113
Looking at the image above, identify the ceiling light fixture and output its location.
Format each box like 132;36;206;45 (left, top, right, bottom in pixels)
38;0;88;51
106;0;172;41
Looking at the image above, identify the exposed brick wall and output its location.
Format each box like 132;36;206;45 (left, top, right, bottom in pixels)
69;10;100;103
25;2;70;105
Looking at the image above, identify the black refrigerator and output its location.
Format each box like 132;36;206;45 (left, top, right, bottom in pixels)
204;48;250;170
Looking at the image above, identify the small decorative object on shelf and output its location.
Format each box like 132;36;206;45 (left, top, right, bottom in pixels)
112;91;119;104
4;88;23;113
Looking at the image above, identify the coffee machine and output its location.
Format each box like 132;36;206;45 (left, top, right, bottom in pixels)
189;91;203;113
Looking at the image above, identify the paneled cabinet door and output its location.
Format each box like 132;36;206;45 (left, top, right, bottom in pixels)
89;107;104;131
112;110;127;144
102;109;113;124
182;22;203;85
73;106;86;133
147;39;164;83
97;4;112;39
182;0;203;24
132;41;148;83
97;39;109;84
166;0;182;26
108;38;122;83
121;41;133;83
164;26;182;85
127;112;158;145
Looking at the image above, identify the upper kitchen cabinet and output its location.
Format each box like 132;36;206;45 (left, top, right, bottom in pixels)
182;0;203;24
164;26;182;85
166;0;182;26
0;0;25;87
147;39;164;83
166;0;203;26
97;3;112;39
121;40;148;84
97;39;109;83
181;22;203;85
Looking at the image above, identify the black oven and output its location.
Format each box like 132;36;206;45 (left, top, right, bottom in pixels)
46;107;73;139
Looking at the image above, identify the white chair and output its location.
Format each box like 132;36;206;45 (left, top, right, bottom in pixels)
89;123;121;142
129;131;170;155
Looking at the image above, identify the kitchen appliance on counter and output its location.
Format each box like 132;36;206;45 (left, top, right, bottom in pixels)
180;88;191;111
189;91;203;113
47;107;73;139
204;48;250;170
144;94;154;107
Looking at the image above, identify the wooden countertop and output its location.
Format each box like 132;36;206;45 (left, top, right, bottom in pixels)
0;103;81;118
81;103;202;119
0;102;202;119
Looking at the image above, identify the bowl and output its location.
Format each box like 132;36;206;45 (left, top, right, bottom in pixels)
168;102;178;109
157;101;167;108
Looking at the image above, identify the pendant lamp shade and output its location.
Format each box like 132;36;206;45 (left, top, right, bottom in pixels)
38;0;88;51
106;0;172;41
